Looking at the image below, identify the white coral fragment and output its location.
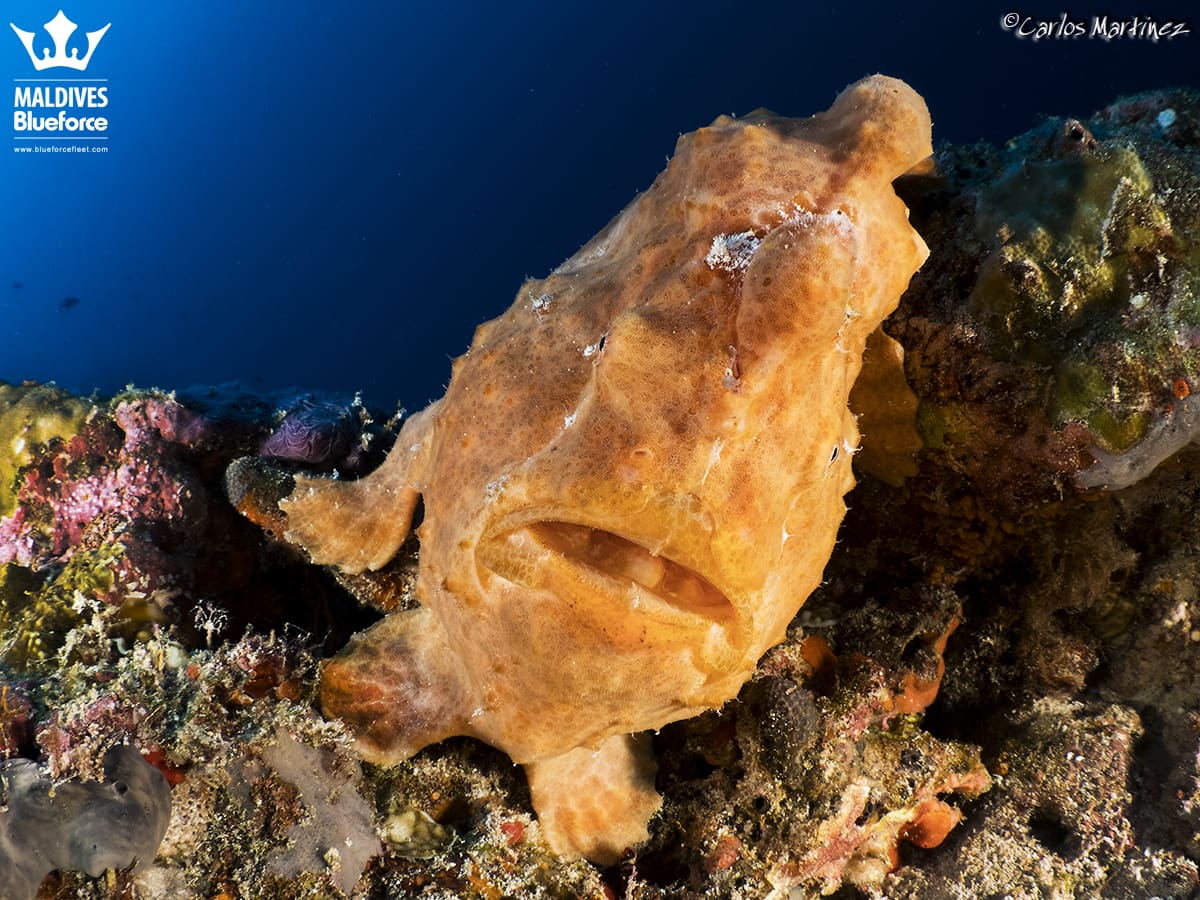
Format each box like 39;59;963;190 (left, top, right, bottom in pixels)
1076;394;1200;490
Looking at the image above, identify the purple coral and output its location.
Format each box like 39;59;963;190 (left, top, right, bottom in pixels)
260;397;356;468
0;398;205;569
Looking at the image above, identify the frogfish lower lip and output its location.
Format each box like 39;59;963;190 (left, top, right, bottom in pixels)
477;519;734;625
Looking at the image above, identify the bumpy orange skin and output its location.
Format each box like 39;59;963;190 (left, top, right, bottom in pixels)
280;74;932;862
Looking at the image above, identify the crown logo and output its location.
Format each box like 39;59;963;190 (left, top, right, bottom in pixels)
10;10;111;71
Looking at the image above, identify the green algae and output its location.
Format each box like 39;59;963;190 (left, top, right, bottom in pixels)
0;543;123;669
0;381;97;518
973;146;1169;321
1049;356;1152;452
962;128;1200;454
970;145;1166;355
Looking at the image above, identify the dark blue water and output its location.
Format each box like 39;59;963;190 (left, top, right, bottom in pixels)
2;1;1197;409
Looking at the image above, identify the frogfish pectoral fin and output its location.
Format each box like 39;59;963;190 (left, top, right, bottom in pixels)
280;402;437;574
320;605;475;762
524;733;662;865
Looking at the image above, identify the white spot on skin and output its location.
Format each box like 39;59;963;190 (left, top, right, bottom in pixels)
1158;108;1177;129
705;231;760;273
708;209;855;281
700;439;724;485
531;293;553;314
485;475;509;500
784;205;855;237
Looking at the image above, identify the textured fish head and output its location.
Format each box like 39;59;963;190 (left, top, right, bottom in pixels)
274;77;932;770
407;76;933;759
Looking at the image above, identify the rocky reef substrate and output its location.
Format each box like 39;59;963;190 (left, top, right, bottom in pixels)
2;86;1200;899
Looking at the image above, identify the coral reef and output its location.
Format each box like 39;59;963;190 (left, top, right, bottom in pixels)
891;86;1200;513
0;381;396;897
637;591;991;897
2;82;1200;900
0;382;97;521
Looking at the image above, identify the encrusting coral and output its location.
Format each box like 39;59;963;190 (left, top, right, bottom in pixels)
892;87;1200;511
262;74;934;862
0;382;97;521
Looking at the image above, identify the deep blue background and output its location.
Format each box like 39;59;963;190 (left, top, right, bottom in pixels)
2;1;1197;409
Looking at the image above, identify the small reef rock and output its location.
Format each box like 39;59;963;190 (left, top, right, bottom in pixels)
0;745;171;900
1;82;1200;899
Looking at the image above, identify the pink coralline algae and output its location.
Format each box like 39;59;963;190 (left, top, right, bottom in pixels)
0;397;203;569
113;396;214;449
1;383;390;672
0;508;33;569
36;691;140;781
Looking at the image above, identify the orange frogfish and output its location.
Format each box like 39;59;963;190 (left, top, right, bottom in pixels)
273;74;931;863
